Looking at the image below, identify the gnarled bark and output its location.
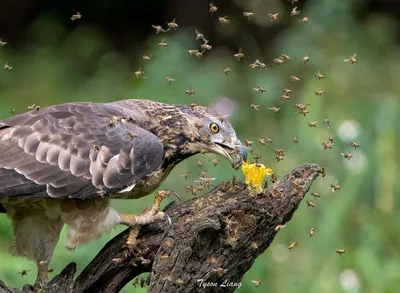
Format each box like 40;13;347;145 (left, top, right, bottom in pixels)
0;163;322;293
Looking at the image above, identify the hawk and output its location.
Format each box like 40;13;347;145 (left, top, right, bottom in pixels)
0;99;247;288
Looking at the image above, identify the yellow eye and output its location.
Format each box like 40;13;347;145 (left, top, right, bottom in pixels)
209;123;220;133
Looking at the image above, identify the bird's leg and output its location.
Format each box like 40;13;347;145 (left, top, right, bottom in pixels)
119;192;171;248
33;260;49;290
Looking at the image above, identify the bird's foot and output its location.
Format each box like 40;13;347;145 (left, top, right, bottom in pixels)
119;192;172;249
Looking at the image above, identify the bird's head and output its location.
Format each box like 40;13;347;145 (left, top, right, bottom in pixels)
173;105;248;169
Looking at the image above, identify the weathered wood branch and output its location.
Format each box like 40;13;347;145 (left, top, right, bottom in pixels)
0;163;322;293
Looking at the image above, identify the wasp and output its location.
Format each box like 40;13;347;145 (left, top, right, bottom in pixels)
234;48;244;61
244;139;253;147
185;88;195;96
350;141;360;149
321;167;326;177
4;62;12;70
273;57;284;65
134;68;145;78
281;94;290;101
300;17;309;23
302;55;310;64
218;16;229;25
195;50;205;59
165;76;175;85
253;86;266;93
142;55;152;62
310;227;316;237
266;137;273;144
266;106;280;113
157;40;168;48
314;90;325;96
211;159;219;166
201;42;212;51
328;136;334;145
224;67;230;75
152;25;166;34
322;142;332;150
292;136;299;143
289;241;298;249
195;30;207;42
10;108;15;115
323;116;330;128
344;54;356;64
282;88;292;95
213;267;227;277
28;104;40;112
258;138;266;145
341;153;353;160
311;192;320;198
315;71;324;80
167;19;179;31
128;132;137;139
188;49;199;56
195;160;203;167
71;12;82;22
290;76;300;83
336;249;345;256
209;3;218;13
243;12;255;20
17;269;31;277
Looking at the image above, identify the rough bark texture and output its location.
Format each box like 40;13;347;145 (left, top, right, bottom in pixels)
0;163;321;293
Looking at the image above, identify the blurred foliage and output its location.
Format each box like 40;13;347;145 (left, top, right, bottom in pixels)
0;0;400;293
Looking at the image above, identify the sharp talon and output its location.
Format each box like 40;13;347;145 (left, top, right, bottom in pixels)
165;214;172;226
171;191;182;202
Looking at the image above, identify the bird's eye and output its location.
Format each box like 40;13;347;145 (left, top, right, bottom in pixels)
209;123;220;134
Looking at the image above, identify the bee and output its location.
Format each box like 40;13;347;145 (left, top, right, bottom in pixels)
165;76;175;85
290;76;301;83
308;121;318;128
152;25;166;34
323;116;330;128
167;18;179;31
251;279;263;287
336;249;345;256
255;59;267;70
271;173;277;183
195;30;207;42
10;108;15;114
292;136;299;143
281;54;291;61
274;224;286;232
311;192;320;198
4;62;13;70
321;167;326;177
224;67;230;75
128;132;137;139
282;88;292;95
71;12;82;22
299;109;310;116
142;55;152;62
28;104;40;112
266;137;273;144
195;160;203;167
188;49;199;56
341;153;353;160
268;13;279;22
209;2;218;13
306;200;315;208
134;68;145;78
48;268;54;273
218;16;229;25
328;136;334;145
188;103;198;108
244;139;253;147
160;255;169;260
181;172;190;180
213;267;226;277
280;94;291;101
157;40;168;48
310;227;316;237
17;269;31;277
234;48;244;61
201;42;212;51
253;86;266;93
315;71;325;80
273;57;284;65
266;106;280;113
291;7;300;16
300;16;309;23
289;241;298;249
294;103;310;111
322;142;332;150
314;90;325;96
197;185;205;192
350;141;360;149
243;12;255;20
185;88;195;96
331;183;341;191
302;55;310;64
211;159;219;166
0;39;7;47
258;138;266;145
195;50;205;59
344;54;356;64
252;153;262;160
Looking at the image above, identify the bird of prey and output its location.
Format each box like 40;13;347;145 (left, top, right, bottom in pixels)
0;99;247;288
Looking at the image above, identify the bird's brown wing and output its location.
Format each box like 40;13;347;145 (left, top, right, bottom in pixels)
0;102;164;199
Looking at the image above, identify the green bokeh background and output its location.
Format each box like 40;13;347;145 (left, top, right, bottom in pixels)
0;1;399;292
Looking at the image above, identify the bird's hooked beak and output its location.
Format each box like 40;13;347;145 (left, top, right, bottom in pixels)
213;139;248;169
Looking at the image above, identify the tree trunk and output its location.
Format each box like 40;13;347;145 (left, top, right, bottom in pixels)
0;163;322;293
